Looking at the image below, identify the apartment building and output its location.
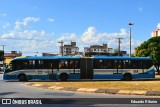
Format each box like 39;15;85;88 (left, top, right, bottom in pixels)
84;44;109;53
59;42;79;56
151;29;160;37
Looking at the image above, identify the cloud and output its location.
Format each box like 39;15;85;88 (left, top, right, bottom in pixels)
138;7;143;12
2;22;11;29
0;17;58;55
0;13;7;17
34;6;38;10
57;33;77;44
157;23;160;29
2;30;45;39
56;26;139;53
14;17;40;30
48;18;54;23
1;29;57;53
81;27;98;43
0;16;141;55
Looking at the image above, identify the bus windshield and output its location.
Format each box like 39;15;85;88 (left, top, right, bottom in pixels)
4;62;12;73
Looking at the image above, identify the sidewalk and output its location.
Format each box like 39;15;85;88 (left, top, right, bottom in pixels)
23;82;160;96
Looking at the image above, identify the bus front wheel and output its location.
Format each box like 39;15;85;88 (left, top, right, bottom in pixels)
123;73;132;81
18;74;27;81
60;73;68;81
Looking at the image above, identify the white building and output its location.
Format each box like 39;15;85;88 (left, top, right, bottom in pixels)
59;42;79;56
151;29;160;37
84;44;108;53
107;48;113;53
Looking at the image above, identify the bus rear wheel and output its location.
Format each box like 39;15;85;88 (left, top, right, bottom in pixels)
18;74;27;81
60;73;68;81
123;73;132;81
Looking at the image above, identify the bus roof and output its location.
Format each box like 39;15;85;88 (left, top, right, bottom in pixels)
11;56;152;61
93;56;152;60
12;56;81;61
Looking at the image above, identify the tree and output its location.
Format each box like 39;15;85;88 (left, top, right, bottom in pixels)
134;36;160;74
112;49;119;56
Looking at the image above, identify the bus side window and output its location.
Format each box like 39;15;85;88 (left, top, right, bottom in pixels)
69;60;74;69
123;60;129;69
59;60;68;69
108;60;113;69
93;60;102;69
142;60;152;69
22;61;29;69
118;60;122;69
75;60;80;69
29;60;35;69
103;60;108;69
130;60;142;69
113;60;118;69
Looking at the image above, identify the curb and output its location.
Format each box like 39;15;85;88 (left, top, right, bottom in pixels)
23;83;160;96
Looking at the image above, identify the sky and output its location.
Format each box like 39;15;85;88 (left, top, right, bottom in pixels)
0;0;160;56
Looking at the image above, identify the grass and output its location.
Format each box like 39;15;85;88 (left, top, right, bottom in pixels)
32;75;160;91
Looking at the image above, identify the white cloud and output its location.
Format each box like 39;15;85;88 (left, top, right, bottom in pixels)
2;30;45;39
34;6;38;10
15;17;40;30
0;13;7;17
3;22;11;29
157;23;160;29
138;7;143;12
1;29;57;53
48;18;54;23
57;33;77;44
0;17;141;55
0;17;59;55
81;27;98;43
56;26;139;53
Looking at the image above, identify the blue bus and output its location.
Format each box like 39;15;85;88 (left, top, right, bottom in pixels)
2;56;155;81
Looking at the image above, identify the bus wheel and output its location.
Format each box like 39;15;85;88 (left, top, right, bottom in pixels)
60;73;68;81
123;73;132;81
18;74;27;81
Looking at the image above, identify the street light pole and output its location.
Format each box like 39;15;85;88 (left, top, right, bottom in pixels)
128;22;134;57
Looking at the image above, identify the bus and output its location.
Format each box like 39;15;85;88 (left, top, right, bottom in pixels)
2;56;155;81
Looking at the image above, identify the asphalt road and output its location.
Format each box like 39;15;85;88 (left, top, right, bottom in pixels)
0;74;160;107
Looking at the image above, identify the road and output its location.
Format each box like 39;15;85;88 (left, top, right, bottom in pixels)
0;74;160;107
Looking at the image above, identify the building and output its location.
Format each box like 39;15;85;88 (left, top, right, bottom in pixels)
59;42;79;56
84;44;108;53
151;29;160;37
108;48;113;53
0;51;22;70
4;51;22;64
42;53;58;56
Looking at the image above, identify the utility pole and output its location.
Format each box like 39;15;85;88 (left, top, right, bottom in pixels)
0;45;5;71
116;38;123;56
128;22;134;57
58;40;64;56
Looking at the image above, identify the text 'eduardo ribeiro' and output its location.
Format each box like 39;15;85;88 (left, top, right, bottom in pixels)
131;99;158;104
